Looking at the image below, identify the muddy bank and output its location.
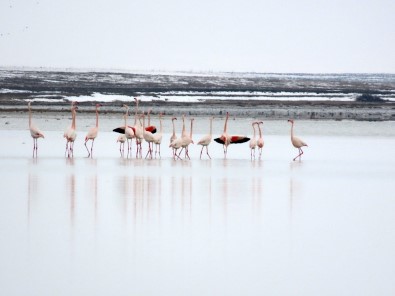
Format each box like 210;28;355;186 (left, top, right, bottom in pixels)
1;99;395;121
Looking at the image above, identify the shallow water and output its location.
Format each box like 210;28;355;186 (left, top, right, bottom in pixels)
1;119;395;295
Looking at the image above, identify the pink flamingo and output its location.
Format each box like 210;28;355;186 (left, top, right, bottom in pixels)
117;132;126;157
152;113;163;158
170;115;188;160
122;105;135;157
169;117;177;157
84;103;102;157
214;112;250;158
64;103;78;157
249;122;258;159
178;116;194;160
28;102;45;157
257;121;264;158
197;117;213;159
288;119;308;161
141;112;155;159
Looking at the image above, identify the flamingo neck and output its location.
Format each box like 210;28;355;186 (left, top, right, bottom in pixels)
95;108;99;128
209;118;212;136
290;122;294;139
159;116;163;133
258;124;262;138
182;116;186;135
190;120;193;138
172;120;176;136
28;104;32;128
224;113;229;133
72;108;76;129
134;101;139;125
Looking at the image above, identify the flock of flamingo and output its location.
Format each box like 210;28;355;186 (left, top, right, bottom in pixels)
28;98;308;161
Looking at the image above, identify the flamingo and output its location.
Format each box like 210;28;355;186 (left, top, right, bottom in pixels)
214;112;250;158
133;98;144;158
141;112;155;159
257;121;264;158
249;122;257;159
169;117;177;157
123;105;135;157
170;115;187;160
288;119;308;161
117;133;126;157
180;118;194;160
112;98;156;157
197;117;213;159
146;108;157;133
64;104;78;157
177;115;194;160
28;102;45;157
84;103;102;157
152;113;163;158
169;137;183;160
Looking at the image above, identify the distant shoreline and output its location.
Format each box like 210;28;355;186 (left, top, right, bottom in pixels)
1;99;394;121
1;69;394;121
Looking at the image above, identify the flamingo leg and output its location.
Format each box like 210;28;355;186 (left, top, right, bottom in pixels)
90;139;95;158
32;139;36;158
178;147;185;158
85;140;90;157
185;147;190;160
200;146;204;159
65;141;69;157
70;142;74;157
156;144;161;159
206;146;211;159
174;148;182;160
293;148;304;161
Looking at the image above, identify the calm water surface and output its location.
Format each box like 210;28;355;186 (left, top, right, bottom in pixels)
0;119;395;295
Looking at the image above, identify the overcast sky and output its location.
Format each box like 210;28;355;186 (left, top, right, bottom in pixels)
0;0;394;73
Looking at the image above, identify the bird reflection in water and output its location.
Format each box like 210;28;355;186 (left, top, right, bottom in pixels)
27;158;39;225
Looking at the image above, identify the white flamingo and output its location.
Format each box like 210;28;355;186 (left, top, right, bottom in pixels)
64;103;78;157
257;121;264;158
117;132;126;157
249;122;258;159
84;103;102;158
28;102;45;157
178;117;194;160
169;117;177;157
152;113;163;158
288;119;308;161
142;112;155;159
197;117;213;159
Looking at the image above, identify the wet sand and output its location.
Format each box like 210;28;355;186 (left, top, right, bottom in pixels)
1;115;395;295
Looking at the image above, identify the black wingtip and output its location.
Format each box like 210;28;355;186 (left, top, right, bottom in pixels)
113;127;125;134
214;138;225;144
236;137;250;144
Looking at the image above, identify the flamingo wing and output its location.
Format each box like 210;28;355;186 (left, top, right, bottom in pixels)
214;137;225;144
230;136;250;144
145;125;157;134
113;126;134;134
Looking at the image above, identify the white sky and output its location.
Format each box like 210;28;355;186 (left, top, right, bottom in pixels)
0;0;394;73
